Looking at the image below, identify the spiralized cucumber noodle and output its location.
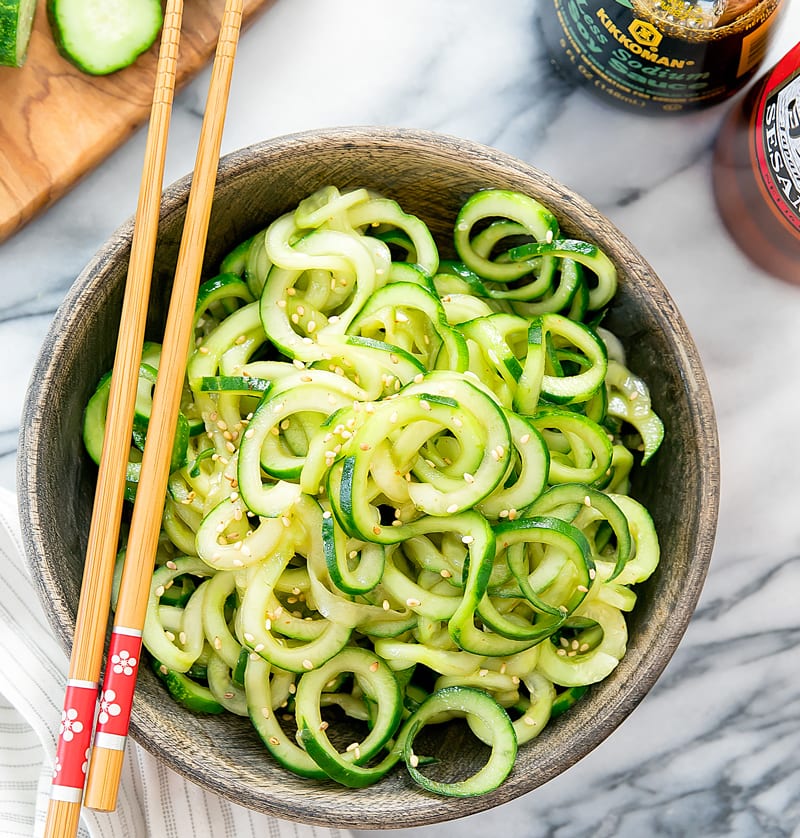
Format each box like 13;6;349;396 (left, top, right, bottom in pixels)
87;186;664;797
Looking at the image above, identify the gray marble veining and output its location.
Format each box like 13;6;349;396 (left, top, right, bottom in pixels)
1;0;798;834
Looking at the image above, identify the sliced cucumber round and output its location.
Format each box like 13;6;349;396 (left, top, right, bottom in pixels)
47;0;162;75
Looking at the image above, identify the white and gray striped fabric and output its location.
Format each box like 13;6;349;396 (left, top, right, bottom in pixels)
0;488;350;838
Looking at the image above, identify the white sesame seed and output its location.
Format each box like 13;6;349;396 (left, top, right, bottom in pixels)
302;659;314;670
446;503;459;514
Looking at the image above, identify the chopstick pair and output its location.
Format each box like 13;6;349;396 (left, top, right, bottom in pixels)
44;2;244;835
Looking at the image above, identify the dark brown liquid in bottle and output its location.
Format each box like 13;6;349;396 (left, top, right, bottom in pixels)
712;44;800;283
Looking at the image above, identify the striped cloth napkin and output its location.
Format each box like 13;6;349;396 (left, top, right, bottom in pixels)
0;487;350;838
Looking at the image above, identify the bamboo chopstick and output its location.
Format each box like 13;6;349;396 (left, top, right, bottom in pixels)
82;0;245;813
44;4;185;836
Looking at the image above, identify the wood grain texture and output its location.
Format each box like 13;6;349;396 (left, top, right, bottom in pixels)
0;0;274;243
18;128;720;830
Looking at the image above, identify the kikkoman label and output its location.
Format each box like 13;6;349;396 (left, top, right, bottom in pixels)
542;0;781;113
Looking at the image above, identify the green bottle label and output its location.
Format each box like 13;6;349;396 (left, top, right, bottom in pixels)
544;0;780;112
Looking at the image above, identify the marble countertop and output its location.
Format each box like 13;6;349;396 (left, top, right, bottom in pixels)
2;1;799;835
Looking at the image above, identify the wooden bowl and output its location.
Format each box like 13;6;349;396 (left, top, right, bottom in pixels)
18;127;719;829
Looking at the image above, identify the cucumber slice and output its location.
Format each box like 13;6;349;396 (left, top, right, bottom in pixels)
47;0;162;76
0;0;36;67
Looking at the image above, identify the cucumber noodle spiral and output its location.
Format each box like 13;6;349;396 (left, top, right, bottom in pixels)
85;186;664;797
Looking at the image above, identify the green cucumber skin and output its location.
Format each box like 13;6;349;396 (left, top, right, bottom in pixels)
0;0;37;67
46;0;163;76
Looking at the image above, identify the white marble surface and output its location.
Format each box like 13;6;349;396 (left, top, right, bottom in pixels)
2;1;800;835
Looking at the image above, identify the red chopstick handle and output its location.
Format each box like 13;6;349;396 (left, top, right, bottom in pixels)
92;628;143;752
50;681;97;802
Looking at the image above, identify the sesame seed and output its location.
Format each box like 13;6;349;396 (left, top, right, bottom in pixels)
261;707;270;719
302;659;314;670
389;411;398;423
577;585;589;593
373;525;382;536
346;742;360;753
571;639;580;650
440;569;452;578
224;692;235;699
463;472;475;484
420;400;431;411
319;721;329;731
269;736;280;746
589;568;597;580
382;600;390;611
155;585;165;598
557;648;567;657
198;346;210;355
584;495;592;507
166;560;178;570
244;632;255;643
567;650;577;657
264;619;272;631
478;669;489;677
406;598;421;608
410;753;420;768
159;664;169;675
462;535;474;545
446;503;459;514
579;643;591;652
286;287;296;296
164;630;175;642
179;632;187;645
213;636;222;650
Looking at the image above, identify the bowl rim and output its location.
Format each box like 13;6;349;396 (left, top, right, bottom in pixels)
18;126;720;829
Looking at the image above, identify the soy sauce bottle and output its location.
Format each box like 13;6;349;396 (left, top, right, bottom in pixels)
540;0;785;114
712;42;800;284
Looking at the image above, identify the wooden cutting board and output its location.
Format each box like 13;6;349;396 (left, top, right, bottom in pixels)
0;0;276;243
